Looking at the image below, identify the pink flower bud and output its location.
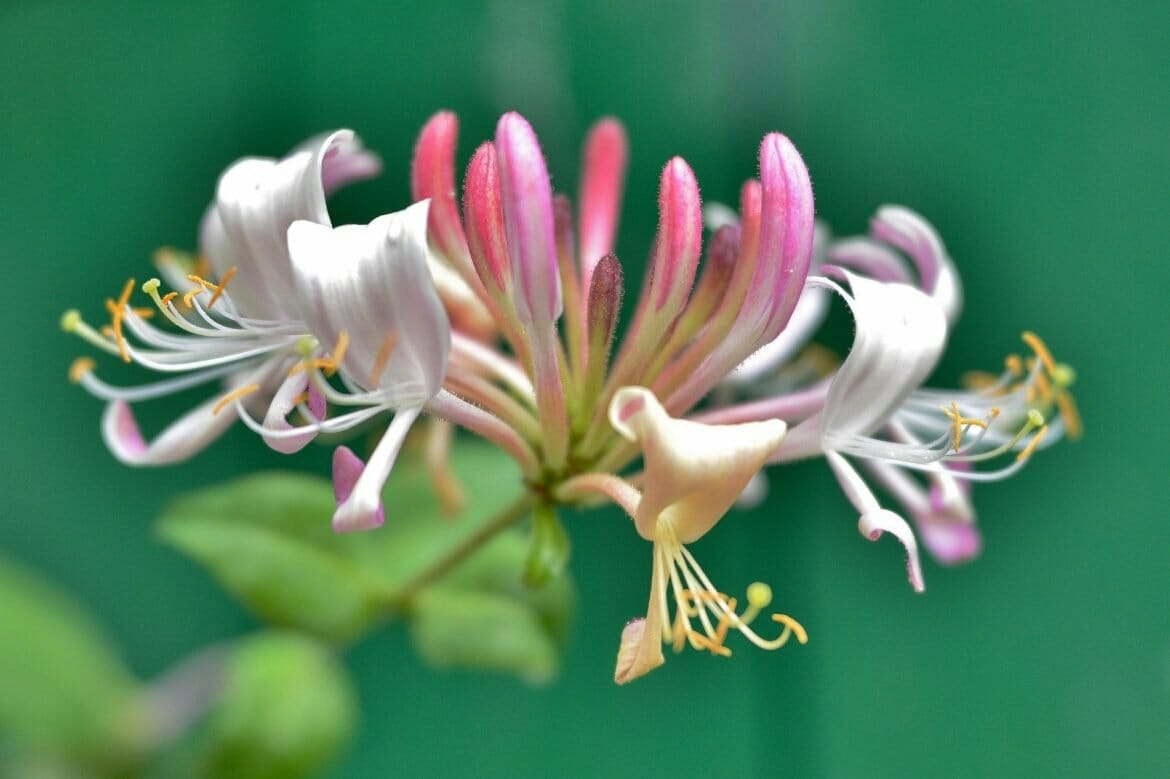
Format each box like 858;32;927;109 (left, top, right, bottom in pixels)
411;111;469;264
648;157;702;313
757;133;815;340
462;142;511;294
579;118;628;295
495;112;562;328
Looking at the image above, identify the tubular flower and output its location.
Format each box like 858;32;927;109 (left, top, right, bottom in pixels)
64;130;381;464
280;201;451;532
702;212;1078;578
68;109;1079;684
603;388;804;684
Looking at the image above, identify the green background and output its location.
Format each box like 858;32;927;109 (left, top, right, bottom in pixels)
2;1;1167;776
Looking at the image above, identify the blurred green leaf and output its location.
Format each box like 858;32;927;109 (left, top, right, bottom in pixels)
194;632;354;779
409;589;558;684
0;555;138;763
523;502;571;589
157;440;575;679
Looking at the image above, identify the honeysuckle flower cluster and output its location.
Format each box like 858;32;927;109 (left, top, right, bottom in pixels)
65;110;1079;684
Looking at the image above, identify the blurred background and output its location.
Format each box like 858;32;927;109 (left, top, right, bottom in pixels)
2;0;1167;776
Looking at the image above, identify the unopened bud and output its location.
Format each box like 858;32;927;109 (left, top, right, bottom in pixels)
411;111;469;263
463;142;511;294
579;118;628;294
495;112;562;327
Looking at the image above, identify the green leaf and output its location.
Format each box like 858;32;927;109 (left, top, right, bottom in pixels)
523;502;571;588
0;555;138;762
157;439;575;679
409;589;558;684
194;632;354;779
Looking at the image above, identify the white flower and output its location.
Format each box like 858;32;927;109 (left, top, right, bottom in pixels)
65;130;380;464
602;387;804;684
279;201;451;531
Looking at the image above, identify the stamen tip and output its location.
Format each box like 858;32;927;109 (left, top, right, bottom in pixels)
61;309;81;332
68;356;95;383
746;582;772;609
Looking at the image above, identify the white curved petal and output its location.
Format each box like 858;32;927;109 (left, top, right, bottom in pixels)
726;284;830;386
817;272;947;449
608;387;786;543
199;130;370;320
102;396;240;466
261;370;318;454
288;201;451;405
332;407;422;532
858;508;925;593
871;206;963;325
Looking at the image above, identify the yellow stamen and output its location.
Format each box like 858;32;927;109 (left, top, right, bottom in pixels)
1016;426;1049;462
368;331;399;386
192;255;211;279
108;278;135;363
1005;354;1024;376
68;356;95;383
1021;331;1057;374
182;288;203;308
1056;392;1083;440
290;391;311;407
161;291;178;307
206;266;237;308
961;370;999;391
1032;369;1053;404
212;383;261;415
772;614;809;644
942;401;990;453
330;330;349;371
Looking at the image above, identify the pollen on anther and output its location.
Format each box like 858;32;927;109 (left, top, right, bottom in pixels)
212;383;261;415
1021;331;1057;374
772;614;809;644
1016;426;1049;462
68;356;95;383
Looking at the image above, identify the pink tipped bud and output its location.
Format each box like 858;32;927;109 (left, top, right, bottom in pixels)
737;179;763;267
579;118;628;294
695;223;740;297
588;252;623;351
757;133;815;339
411;111;469;262
649;157;702;312
495;112;562;327
463;142;511;294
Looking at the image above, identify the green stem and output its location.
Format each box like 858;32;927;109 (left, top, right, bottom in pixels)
389;493;536;608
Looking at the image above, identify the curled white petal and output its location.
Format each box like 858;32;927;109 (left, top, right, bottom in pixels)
288;200;451;404
608;386;785;542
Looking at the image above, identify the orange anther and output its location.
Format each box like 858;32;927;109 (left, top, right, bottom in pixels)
68;356;95;383
771;614;809;644
212;383;261;415
206;266;237;308
1016;426;1049;462
1021;331;1057;375
368;331;399;386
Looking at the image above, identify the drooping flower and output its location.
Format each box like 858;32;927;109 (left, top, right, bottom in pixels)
600;388;804;684
64;131;380;464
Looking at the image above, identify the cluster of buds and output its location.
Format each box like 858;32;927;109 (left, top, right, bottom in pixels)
64;111;1079;684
